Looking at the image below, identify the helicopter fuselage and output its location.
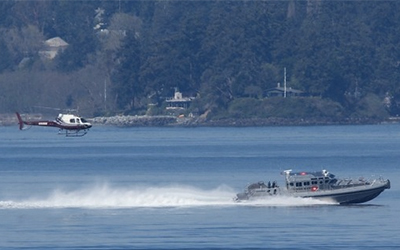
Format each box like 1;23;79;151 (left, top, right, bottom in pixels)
16;112;92;136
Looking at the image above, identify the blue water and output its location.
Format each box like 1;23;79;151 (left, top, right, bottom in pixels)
1;125;399;249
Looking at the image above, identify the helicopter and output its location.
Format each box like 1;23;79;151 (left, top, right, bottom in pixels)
16;112;92;137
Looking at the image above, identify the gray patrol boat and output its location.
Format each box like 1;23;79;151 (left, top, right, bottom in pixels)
235;170;390;204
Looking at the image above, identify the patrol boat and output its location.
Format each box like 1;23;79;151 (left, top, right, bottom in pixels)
235;170;390;204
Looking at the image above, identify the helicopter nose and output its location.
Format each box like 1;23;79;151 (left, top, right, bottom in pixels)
86;123;92;129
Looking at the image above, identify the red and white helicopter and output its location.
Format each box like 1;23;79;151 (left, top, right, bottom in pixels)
16;112;92;137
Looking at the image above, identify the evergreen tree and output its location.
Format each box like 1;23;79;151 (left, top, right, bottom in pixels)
112;30;142;112
0;38;12;72
50;1;98;72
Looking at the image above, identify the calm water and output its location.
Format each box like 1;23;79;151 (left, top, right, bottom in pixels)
0;125;399;249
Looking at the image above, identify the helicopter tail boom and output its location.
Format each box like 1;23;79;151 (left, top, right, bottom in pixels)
15;112;25;130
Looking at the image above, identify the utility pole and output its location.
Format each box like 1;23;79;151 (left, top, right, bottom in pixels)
104;79;107;112
284;67;287;98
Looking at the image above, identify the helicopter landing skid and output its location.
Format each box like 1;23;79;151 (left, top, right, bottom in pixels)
58;129;88;137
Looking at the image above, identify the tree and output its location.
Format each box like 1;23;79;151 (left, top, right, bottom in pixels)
2;25;44;66
0;37;13;72
49;1;98;72
112;29;142;112
139;1;209;104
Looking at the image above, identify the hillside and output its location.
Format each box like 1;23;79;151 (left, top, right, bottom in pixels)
1;1;400;124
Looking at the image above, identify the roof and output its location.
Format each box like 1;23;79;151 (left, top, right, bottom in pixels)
266;87;304;94
45;37;69;47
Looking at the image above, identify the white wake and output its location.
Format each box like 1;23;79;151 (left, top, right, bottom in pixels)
0;183;334;209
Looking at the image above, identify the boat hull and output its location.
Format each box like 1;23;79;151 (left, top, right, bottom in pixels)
235;179;390;205
298;180;390;204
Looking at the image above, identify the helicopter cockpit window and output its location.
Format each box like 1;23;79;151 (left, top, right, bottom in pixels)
76;118;81;123
81;118;88;123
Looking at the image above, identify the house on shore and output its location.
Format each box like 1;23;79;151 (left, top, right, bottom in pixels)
166;89;195;110
39;37;69;60
265;83;304;97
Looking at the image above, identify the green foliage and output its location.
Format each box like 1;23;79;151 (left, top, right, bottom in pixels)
112;30;142;111
262;98;344;119
0;38;12;72
352;93;389;119
228;98;262;118
226;97;344;120
0;1;399;120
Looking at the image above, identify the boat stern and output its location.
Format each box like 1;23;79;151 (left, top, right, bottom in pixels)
234;192;249;201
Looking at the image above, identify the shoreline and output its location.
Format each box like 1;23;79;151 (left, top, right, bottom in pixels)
2;113;398;127
91;115;399;127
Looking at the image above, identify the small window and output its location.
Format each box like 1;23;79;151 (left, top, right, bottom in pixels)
304;181;310;186
70;118;75;123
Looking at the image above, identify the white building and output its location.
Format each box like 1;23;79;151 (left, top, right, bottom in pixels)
165;89;195;110
39;37;69;59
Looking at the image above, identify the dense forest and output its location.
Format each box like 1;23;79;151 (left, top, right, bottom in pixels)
1;0;400;123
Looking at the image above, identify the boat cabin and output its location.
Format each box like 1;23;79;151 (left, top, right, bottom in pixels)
283;170;337;193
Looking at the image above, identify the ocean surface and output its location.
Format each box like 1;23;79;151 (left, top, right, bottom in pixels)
0;124;399;249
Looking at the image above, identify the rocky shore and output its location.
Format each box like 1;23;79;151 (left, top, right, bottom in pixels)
91;115;178;127
91;115;385;127
198;117;384;127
